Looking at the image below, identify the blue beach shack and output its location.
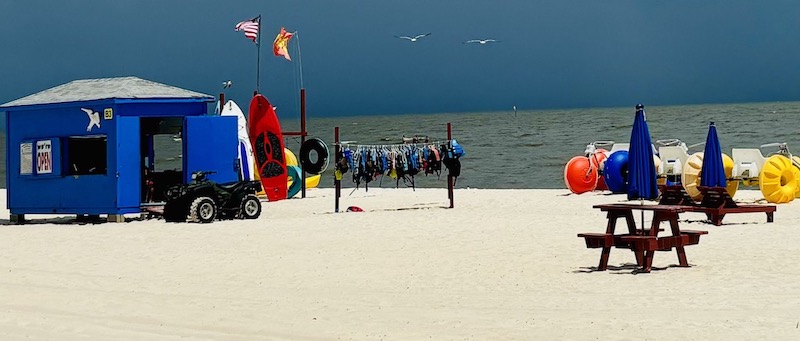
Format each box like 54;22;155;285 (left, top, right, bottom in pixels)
1;77;238;223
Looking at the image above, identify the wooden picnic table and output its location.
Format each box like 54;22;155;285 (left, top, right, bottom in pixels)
690;186;776;226
578;203;708;273
658;185;776;226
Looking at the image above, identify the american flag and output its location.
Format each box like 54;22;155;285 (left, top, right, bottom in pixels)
235;16;260;43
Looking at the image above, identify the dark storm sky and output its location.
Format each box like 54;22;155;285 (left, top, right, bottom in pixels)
1;0;799;118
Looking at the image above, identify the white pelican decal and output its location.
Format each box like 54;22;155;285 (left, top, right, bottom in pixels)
82;108;101;132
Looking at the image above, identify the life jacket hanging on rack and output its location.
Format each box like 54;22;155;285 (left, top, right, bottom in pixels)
334;148;350;181
451;139;466;158
425;146;442;177
442;140;463;178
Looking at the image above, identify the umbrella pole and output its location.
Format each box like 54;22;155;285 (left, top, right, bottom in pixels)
640;199;645;235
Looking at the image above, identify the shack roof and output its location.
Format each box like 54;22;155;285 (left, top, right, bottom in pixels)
1;76;214;108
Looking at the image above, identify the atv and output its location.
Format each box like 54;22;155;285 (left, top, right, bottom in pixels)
163;171;263;223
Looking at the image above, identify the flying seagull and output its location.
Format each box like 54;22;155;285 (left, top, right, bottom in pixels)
463;39;500;44
222;80;232;88
395;33;431;42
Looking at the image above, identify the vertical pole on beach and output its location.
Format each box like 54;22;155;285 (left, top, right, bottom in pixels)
447;122;454;209
300;88;307;198
295;32;307;198
255;14;262;94
334;126;341;212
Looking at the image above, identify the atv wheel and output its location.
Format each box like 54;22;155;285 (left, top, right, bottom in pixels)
238;194;262;219
189;197;216;223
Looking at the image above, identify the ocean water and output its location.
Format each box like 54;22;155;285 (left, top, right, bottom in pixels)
286;101;800;189
3;101;800;189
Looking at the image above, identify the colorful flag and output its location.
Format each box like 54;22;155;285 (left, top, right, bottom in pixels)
235;16;260;43
273;27;294;61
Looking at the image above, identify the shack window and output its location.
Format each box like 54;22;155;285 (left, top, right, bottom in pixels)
152;134;182;172
67;135;107;175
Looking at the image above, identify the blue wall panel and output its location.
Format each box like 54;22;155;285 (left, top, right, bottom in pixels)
116;116;141;212
183;116;239;184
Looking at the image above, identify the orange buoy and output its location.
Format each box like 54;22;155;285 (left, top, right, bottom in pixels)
565;156;599;194
590;149;609;190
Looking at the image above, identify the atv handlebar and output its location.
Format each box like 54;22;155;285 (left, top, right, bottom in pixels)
191;170;217;181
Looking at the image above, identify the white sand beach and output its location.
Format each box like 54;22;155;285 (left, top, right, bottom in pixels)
1;188;799;340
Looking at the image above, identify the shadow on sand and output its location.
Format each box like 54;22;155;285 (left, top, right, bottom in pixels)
574;262;696;275
0;214;146;226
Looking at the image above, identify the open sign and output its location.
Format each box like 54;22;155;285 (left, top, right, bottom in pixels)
36;140;53;174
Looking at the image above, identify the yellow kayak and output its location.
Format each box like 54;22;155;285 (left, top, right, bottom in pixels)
287;173;321;188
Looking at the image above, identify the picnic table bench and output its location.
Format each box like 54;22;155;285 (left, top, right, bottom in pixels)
578;203;707;273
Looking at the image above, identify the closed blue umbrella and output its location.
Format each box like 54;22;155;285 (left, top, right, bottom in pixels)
700;122;727;188
627;104;659;201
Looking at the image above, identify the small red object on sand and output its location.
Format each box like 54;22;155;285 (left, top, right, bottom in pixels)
346;206;363;212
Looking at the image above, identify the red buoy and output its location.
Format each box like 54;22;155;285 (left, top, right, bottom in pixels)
564;156;599;194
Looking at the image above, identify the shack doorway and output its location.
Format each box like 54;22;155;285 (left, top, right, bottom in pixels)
141;117;184;203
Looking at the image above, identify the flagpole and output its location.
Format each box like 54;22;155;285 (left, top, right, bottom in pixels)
295;31;304;89
256;14;262;94
295;31;307;198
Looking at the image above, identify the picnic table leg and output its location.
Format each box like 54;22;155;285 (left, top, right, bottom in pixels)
642;249;655;273
596;212;625;271
623;211;644;265
666;213;689;267
605;211;630;234
623;211;637;235
717;214;725;226
767;211;774;223
633;249;645;266
705;212;724;226
636;213;665;270
598;247;611;271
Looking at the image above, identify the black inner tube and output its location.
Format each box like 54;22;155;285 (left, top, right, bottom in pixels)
300;138;330;175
